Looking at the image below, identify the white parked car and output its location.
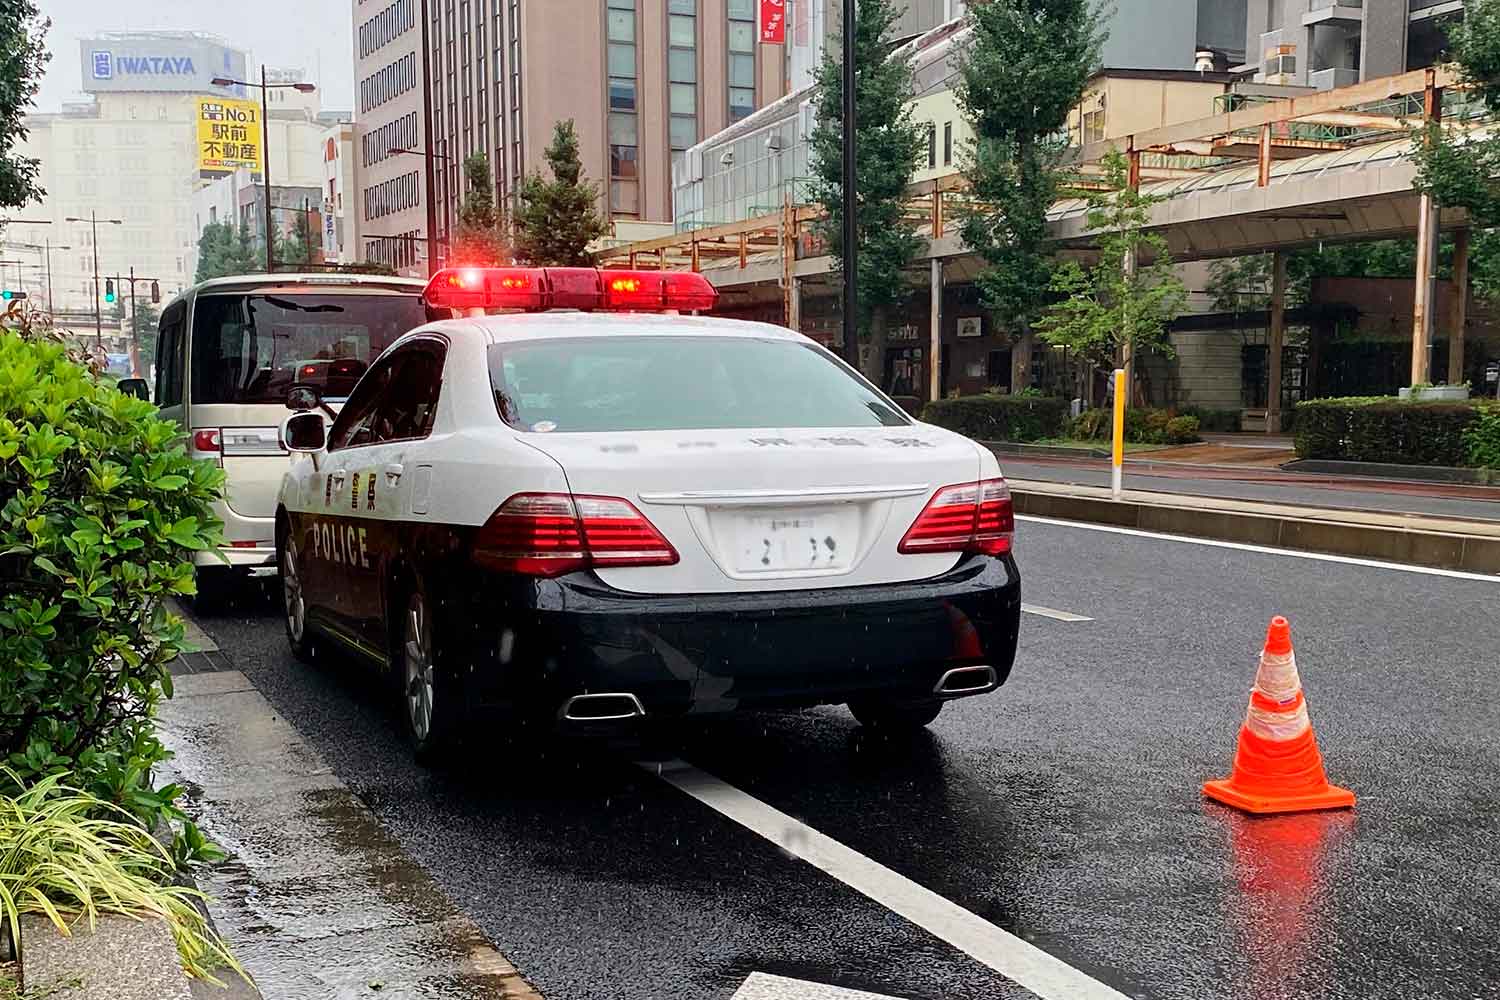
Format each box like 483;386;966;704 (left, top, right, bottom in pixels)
276;266;1021;759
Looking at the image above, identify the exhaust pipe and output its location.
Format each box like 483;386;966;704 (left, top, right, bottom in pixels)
559;692;647;722
933;665;997;697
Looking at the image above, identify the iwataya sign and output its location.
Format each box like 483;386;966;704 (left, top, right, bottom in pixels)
80;36;249;95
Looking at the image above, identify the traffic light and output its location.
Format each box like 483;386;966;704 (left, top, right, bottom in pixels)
104;278;116;304
150;280;160;304
0;290;25;302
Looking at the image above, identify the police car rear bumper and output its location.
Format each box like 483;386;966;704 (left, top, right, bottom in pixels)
451;553;1021;721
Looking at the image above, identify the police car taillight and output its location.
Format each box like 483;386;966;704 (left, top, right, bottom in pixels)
898;479;1014;557
422;266;717;313
473;493;679;577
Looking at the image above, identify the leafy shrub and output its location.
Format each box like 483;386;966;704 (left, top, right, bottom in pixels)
1068;407;1202;445
1463;403;1500;469
0;770;243;984
1294;396;1482;466
0;332;223;819
1165;415;1201;443
921;394;1069;442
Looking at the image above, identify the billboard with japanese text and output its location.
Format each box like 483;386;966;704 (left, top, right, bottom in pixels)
760;0;785;43
196;97;263;175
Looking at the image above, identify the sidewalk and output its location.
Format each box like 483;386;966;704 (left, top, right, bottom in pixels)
158;645;541;999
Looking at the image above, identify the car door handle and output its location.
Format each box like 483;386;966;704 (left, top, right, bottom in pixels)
383;463;404;484
330;470;347;486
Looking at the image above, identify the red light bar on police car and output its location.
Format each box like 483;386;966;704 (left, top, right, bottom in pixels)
422;266;717;313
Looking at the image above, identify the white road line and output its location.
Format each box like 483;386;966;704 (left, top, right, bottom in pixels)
1022;604;1094;622
644;760;1130;1000
1017;514;1500;584
732;973;907;999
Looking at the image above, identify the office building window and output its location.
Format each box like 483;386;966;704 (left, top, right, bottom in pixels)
927;123;936;168
943;122;952;166
669;0;697;151
607;0;638;216
728;0;754;122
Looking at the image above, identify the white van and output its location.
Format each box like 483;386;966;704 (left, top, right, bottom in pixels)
154;273;430;607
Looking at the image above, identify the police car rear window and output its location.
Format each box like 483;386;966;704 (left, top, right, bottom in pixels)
190;292;428;404
487;336;910;433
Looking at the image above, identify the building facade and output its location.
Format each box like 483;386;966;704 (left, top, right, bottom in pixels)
418;0;790;243
352;0;428;274
321;122;359;264
8;33;256;318
1244;0;1465;90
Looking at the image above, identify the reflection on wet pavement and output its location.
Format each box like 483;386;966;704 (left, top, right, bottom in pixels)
158;671;541;1000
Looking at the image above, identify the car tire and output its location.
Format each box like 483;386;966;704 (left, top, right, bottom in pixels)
395;581;463;764
278;532;319;664
848;698;944;732
188;566;235;616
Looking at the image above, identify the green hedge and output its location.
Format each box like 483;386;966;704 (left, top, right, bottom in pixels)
1294;396;1499;467
921;394;1069;442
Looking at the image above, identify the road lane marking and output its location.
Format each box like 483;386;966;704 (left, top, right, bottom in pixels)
1022;604;1093;622
644;760;1130;1000
1017;514;1500;583
733;973;907;999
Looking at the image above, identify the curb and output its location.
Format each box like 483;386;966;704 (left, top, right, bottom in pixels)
982;440;1114;460
1281;459;1500;487
1008;480;1500;574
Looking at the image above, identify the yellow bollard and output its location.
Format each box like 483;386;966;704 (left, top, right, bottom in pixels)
1111;368;1125;498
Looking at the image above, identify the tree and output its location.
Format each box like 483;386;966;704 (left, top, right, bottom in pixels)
514;121;608;266
955;0;1103;391
808;0;926;386
453;152;509;264
1412;0;1500;225
130;300;160;373
1034;151;1187;403
0;1;49;212
280;209;317;270
193;220;262;282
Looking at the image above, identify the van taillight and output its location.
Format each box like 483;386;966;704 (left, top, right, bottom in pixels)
473;493;678;577
192;429;221;453
898;479;1014;557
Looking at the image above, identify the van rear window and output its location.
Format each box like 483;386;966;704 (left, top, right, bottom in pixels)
189;292;428;404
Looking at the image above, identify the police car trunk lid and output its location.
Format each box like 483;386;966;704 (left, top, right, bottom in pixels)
521;425;980;595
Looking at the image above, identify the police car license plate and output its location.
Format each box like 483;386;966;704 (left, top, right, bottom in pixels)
730;506;856;574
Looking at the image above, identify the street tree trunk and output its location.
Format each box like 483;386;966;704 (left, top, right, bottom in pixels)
1011;325;1034;393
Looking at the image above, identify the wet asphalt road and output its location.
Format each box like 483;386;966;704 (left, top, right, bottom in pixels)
187;518;1500;1000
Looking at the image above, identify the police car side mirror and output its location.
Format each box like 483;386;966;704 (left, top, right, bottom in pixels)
287;386;321;412
283;412;327;453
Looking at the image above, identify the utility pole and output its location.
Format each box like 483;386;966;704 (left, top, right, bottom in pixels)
210;70;316;274
840;0;858;368
261;65;275;272
65;211;123;347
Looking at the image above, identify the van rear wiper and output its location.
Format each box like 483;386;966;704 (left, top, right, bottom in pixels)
263;295;344;313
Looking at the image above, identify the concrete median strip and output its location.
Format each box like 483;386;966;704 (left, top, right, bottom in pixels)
1009;479;1500;575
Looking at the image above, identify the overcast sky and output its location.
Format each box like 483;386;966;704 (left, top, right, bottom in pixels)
34;0;355;113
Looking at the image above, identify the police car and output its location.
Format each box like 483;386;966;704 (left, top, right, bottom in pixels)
276;265;1021;759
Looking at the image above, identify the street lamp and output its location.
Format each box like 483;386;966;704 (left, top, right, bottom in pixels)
392;146;453;268
65;212;124;346
211;68;317;273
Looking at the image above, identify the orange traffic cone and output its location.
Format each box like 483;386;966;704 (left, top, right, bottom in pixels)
1203;616;1355;815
